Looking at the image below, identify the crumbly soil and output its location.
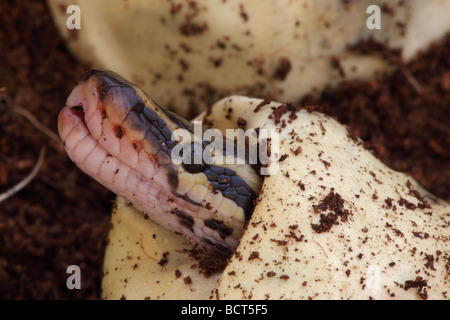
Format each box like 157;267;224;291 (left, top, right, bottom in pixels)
0;1;449;299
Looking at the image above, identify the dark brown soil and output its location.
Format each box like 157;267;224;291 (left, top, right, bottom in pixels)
0;1;114;300
302;38;450;200
0;1;448;299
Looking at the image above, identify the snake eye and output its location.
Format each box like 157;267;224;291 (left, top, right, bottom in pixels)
183;162;207;173
182;142;209;173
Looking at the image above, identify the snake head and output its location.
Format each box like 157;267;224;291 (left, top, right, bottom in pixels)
58;70;262;257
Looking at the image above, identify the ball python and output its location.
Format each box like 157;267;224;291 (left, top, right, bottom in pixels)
58;69;264;257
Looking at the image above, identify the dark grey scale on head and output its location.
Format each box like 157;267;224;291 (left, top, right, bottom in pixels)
141;107;172;155
124;109;151;134
98;71;140;110
148;96;195;133
203;165;257;221
180;137;257;220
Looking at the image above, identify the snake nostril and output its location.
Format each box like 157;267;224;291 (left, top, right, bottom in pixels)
71;105;83;111
70;105;85;122
183;162;207;173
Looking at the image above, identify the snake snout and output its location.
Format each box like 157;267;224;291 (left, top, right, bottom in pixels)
58;102;87;136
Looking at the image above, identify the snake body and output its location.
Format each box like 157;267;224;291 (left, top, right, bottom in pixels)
58;70;262;257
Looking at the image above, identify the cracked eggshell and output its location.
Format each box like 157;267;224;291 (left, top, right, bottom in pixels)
102;96;449;300
102;197;221;300
206;97;450;300
48;0;450;117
